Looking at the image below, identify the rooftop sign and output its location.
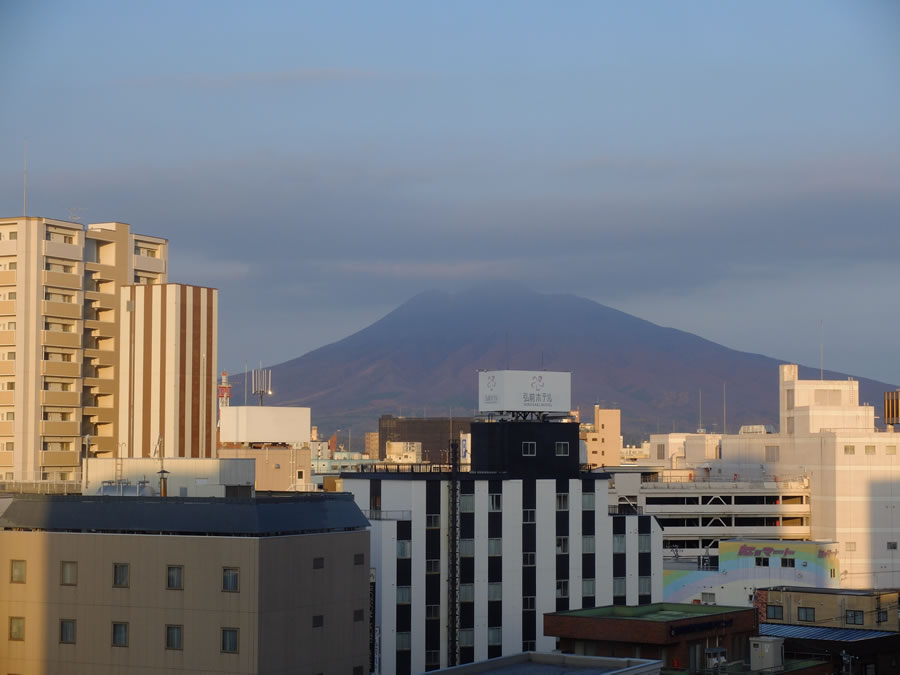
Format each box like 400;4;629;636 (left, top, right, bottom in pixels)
478;370;571;413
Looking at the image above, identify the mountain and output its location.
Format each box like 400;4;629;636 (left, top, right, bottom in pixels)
235;284;897;441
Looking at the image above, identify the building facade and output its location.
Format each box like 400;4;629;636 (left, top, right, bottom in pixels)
377;415;473;462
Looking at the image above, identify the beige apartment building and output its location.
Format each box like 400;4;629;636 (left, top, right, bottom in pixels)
757;586;899;632
583;406;622;468
1;492;371;674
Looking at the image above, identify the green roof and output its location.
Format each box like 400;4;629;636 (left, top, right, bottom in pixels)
553;603;751;623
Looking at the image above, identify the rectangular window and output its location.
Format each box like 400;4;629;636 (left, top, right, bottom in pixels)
425;604;439;619
702;592;716;604
60;561;77;586
582;492;595;510
888;542;898;551
523;509;535;523
59;619;76;644
459;629;474;647
865;445;876;455
166;565;183;590
556;493;569;510
798;607;815;622
522;441;536;456
844;445;856;455
396;631;411;650
583;535;595;554
767;605;784;620
523;596;535;610
396;540;411;559
353;553;365;565
639;533;651;553
755;557;770;567
488;538;502;556
556;580;568;598
887;445;897;456
426;514;440;529
113;563;129;588
222;567;239;592
523;552;535;566
112;622;129;647
613;534;626;553
460;494;474;512
10;560;25;583
166;624;183;650
426;650;440;666
656;443;666;460
9;616;24;641
765;445;780;462
221;627;239;653
846;610;864;625
555;441;569;456
460;539;475;556
313;556;325;569
396;586;411;604
639;576;651;596
781;558;795;568
878;609;888;623
846;542;857;552
613;577;626;597
459;584;474;602
488;582;503;601
556;536;568;554
487;627;502;646
425;559;440;574
523;640;536;651
582;578;595;597
489;494;502;511
312;615;324;628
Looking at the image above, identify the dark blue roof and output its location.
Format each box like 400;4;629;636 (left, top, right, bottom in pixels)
0;493;368;537
760;623;896;642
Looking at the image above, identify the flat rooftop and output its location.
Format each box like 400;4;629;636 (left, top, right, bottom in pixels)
436;651;660;674
764;586;892;597
552;602;750;623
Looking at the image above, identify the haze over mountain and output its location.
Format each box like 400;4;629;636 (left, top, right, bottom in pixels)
240;285;896;442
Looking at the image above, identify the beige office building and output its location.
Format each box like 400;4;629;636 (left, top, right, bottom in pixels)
1;492;371;674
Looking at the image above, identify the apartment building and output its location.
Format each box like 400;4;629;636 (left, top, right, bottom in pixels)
756;586;899;632
0;492;370;675
582;406;622;468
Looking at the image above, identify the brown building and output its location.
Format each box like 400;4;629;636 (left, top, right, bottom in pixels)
1;493;370;674
756;586;899;632
377;414;472;462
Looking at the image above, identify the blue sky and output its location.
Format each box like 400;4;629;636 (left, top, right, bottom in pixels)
2;1;899;383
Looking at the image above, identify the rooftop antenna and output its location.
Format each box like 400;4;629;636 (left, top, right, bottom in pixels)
819;320;824;380
23;139;27;217
722;381;727;435
698;389;703;432
251;363;271;406
67;207;86;222
243;360;248;405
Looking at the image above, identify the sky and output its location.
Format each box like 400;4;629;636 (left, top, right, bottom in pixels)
2;1;899;384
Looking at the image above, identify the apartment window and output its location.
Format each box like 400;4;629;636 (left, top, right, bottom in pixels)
582;492;595;510
425;559;440;574
296;470;304;480
7;292;15;300
888;541;898;551
44;381;71;392
353;553;365;565
60;561;77;586
613;577;626;597
702;592;716;604
765;445;780;462
487;627;502;646
523;552;535;566
878;609;888;623
396;586;411;604
755;557;769;567
459;584;474;602
426;514;440;529
781;558;795;568
459;629;474;648
846;610;864;625
613;534;626;553
166;624;183;650
42;441;72;451
460;539;475;557
313;556;325;569
10;560;25;583
583;535;595;554
221;628;239;653
112;622;129;647
887;445;897;456
767;605;784;620
396;631;411;650
113;563;129;588
312;615;324;628
556;536;568;554
798;607;815;622
4;443;11;452
488;538;502;556
523;509;535;523
555;441;569;456
4;412;13;421
844;445;856;455
4;352;13;361
425;650;441;666
166;565;183;590
460;494;474;512
639;576;651;596
523;596;535;610
488;582;503;601
9;232;16;240
489;494;502;511
9;617;24;641
583;578;596;596
556;493;569;510
522;441;536;456
396;541;411;559
639;534;651;553
523;640;536;651
425;605;439;619
59;619;76;644
846;542;857;552
556;580;568;598
865;445;876;455
656;443;666;460
222;567;239;592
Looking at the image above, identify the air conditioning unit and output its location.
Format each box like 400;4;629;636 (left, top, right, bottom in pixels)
750;637;784;671
705;647;726;670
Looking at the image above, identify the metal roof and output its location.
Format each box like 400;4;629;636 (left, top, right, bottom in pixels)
0;493;368;537
760;623;896;642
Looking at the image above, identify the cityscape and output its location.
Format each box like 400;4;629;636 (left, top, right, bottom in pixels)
2;3;899;675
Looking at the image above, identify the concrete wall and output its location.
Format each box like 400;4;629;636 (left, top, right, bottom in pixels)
83;457;254;497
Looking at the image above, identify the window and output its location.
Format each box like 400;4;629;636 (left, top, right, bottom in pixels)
112;622;129;647
426;514;440;529
4;352;13;361
639;534;651;553
459;629;474;647
488;538;502;556
487;627;502;646
59;619;76;644
555;580;568;598
702;592;716;604
221;627;239;653
755;557;770;567
844;445;856;455
222;567;239;592
887;445;897;456
396;631;411;650
846;542;857;552
523;640;536;651
523;509;535;523
354;553;365;565
60;561;77;586
396;586;411;603
765;445;780;462
555;441;569;456
889;542;898;551
166;624;183;650
460;539;474;556
556;493;569;510
781;558;795;568
523;596;535;610
556;536;568;554
878;609;888;623
460;494;474;512
426;559;440;574
10;560;25;583
312;556;325;569
798;607;815;622
425;604;439;619
613;534;626;553
846;610;864;625
583;535;595;554
9;232;16;240
166;565;183;590
582;578;595;596
522;441;536;456
9;616;24;641
865;445;876;455
639;576;651;595
426;650;440;666
396;541;411;559
312;615;324;628
523;552;535;566
582;492;595;510
656;443;666;460
488;582;502;601
489;494;502;511
766;605;784;620
459;584;474;602
113;563;129;588
613;577;626;596
4;412;13;421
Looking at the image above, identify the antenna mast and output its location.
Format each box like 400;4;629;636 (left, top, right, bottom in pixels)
23;139;27;217
819;320;824;380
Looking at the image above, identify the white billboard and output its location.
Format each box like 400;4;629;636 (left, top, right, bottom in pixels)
478;370;571;413
219;406;311;445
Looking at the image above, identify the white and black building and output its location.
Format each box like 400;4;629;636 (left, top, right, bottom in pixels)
343;419;664;674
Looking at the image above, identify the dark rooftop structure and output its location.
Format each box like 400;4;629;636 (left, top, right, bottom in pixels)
0;492;369;537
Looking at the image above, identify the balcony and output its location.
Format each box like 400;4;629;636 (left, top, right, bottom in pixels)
42;330;81;348
41;391;81;406
0;421;13;435
133;253;165;274
0;361;13;376
608;504;644;515
40;451;81;467
43;270;82;290
43;239;81;260
0;450;12;467
0;240;17;256
41;361;80;378
0;270;15;285
0;300;14;315
42;300;82;319
0;392;13;405
0;330;13;346
42;421;80;436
